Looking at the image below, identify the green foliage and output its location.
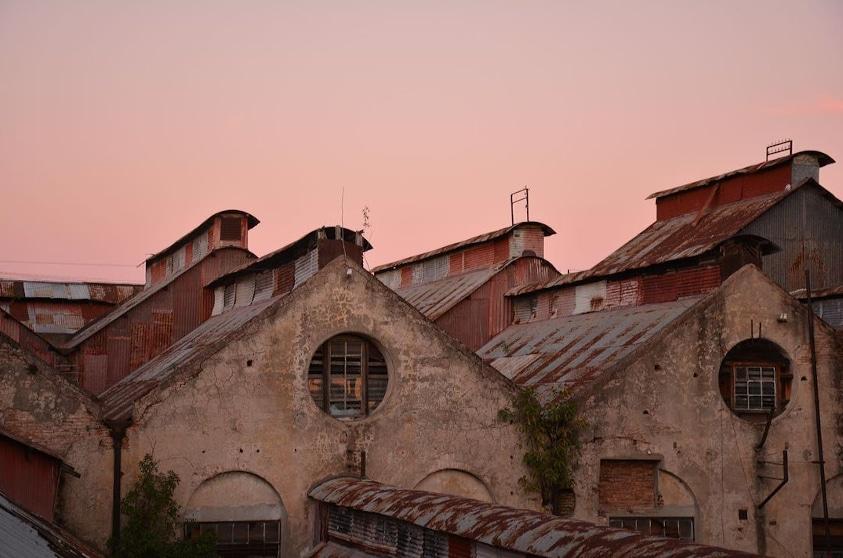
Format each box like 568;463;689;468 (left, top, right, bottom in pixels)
109;454;216;558
499;388;585;515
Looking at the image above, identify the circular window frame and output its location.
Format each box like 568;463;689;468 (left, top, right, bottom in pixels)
305;330;393;422
717;338;795;423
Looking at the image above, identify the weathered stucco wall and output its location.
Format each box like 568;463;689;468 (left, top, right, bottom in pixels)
573;266;842;557
0;335;113;548
93;258;534;556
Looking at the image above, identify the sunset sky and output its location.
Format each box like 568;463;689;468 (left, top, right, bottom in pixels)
1;0;841;283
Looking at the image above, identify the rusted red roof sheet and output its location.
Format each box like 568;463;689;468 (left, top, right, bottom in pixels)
477;298;700;401
309;478;754;557
792;284;843;301
394;267;499;320
0;279;141;304
145;209;259;263
99;294;280;422
371;222;555;273
306;542;380;558
61;246;256;349
208;226;372;288
646;150;834;200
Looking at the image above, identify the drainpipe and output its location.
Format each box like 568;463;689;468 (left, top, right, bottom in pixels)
805;270;831;555
106;421;129;551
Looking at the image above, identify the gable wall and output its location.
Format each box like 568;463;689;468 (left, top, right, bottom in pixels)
571;267;842;556
78;260;535;555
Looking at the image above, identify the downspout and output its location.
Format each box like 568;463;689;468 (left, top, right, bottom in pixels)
106;420;129;551
805;271;831;554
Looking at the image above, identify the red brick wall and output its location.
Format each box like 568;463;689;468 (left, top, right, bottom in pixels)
598;460;656;510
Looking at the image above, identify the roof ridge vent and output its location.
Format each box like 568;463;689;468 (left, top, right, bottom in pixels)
766;139;792;162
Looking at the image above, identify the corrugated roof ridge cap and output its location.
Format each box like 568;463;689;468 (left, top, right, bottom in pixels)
645;149;834;200
371;221;556;273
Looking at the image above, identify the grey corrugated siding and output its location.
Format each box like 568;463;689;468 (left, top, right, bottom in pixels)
742;187;842;292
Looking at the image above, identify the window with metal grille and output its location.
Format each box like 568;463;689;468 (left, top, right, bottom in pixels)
718;338;791;419
609;517;694;541
733;365;776;411
220;217;242;242
308;335;388;418
184;521;280;557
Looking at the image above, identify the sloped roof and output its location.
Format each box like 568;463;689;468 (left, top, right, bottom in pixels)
146;209;259;263
309;477;752;557
0;279;141;304
100;295;279;422
207;225;372;288
371;222;555;273
510;179;841;297
60;246;255;349
477;298;700;401
394;267;500;320
0;493;101;558
647;150;834;200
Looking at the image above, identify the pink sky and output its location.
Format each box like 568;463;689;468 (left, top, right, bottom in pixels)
1;1;841;283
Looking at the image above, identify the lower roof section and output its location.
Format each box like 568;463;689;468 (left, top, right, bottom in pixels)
0;493;101;558
309;477;753;557
477;297;701;400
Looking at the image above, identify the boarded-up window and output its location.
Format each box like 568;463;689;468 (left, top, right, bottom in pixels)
220;217;242;242
308;335;388;419
599;460;656;511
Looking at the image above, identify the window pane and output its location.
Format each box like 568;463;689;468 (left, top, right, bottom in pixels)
265;522;280;543
249;521;264;543
232;522;248;543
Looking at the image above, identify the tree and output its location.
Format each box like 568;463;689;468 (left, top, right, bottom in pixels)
498;388;585;515
110;454;216;558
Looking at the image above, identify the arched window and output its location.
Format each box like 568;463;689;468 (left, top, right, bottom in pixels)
718;339;791;420
308;335;388;418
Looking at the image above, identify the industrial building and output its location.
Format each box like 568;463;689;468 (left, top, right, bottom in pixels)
0;146;840;557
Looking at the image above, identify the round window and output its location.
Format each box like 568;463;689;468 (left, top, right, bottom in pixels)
307;334;388;419
718;339;791;421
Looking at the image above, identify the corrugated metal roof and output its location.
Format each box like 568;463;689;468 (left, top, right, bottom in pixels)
477;298;700;401
371;222;555;273
792;284;843;301
309;478;753;557
0;279;141;304
646;150;834;200
394;266;504;320
0;493;101;558
145;209;260;263
100;295;280;422
208;226;372;288
306;542;380;558
61;247;256;349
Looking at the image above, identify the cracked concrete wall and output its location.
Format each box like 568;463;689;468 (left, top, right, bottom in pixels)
84;259;534;556
0;335;113;549
572;266;843;557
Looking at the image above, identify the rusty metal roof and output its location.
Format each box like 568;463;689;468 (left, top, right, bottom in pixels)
647;150;834;200
792;284;843;301
0;279;141;304
61;246;255;350
506;180;843;297
208;226;372;288
309;477;753;557
394;262;508;320
371;222;555;274
306;542;380;558
0;492;102;558
477;298;700;401
100;294;280;422
145;210;259;263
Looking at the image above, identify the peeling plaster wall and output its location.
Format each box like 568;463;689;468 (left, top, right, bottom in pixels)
0;335;112;548
572;267;843;557
89;259;534;556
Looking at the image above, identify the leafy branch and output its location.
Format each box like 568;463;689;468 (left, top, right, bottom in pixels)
499;387;585;515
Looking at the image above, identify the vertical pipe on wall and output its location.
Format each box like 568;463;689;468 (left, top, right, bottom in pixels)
805;270;831;555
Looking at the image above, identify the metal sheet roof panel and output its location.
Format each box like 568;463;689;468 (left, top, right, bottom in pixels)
478;298;700;399
309;478;754;557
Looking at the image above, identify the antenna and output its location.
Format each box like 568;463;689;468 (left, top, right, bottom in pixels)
766;139;792;162
510;187;529;225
